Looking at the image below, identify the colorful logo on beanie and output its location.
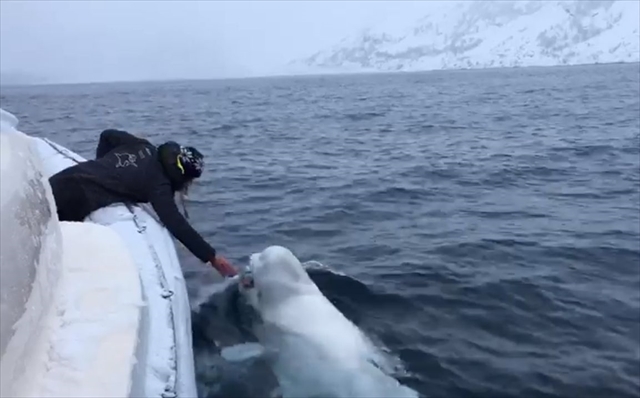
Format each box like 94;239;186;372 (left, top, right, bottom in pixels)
180;146;204;176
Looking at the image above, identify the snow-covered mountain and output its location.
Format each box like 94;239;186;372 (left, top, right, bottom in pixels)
288;0;640;74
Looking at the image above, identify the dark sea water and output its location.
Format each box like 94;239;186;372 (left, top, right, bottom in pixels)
2;63;639;398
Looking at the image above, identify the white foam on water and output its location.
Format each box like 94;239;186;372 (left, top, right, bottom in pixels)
190;275;240;313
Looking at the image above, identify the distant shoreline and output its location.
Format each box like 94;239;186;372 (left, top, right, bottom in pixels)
1;60;638;89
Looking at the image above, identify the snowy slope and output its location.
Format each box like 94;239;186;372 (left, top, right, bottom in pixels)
289;0;640;74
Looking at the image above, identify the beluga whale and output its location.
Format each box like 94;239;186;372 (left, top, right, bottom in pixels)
222;245;419;398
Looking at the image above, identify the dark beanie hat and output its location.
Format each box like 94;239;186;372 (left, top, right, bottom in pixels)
179;146;204;179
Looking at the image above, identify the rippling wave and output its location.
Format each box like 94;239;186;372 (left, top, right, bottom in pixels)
2;63;638;397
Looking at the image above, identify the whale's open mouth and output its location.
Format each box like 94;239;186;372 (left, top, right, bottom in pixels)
240;253;262;289
240;269;254;289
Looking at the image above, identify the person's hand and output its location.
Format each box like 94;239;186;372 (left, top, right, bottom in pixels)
209;255;238;278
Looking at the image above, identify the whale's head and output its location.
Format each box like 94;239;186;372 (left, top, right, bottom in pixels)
239;246;317;313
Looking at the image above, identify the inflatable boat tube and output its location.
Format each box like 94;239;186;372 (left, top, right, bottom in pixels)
0;109;197;398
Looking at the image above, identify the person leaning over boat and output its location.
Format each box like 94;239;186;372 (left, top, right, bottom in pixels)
47;128;238;278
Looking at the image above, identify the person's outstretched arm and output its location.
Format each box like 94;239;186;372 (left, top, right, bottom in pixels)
149;180;237;277
96;129;148;159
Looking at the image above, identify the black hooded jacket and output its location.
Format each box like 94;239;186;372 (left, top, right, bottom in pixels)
48;129;216;262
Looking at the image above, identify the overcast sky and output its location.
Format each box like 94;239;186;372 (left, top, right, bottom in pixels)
0;0;436;83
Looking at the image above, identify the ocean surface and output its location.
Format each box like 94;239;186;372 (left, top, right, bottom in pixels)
1;63;639;398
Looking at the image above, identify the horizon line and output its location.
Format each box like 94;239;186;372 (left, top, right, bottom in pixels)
1;60;637;89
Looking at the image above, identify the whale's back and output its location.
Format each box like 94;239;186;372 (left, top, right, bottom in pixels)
262;294;418;398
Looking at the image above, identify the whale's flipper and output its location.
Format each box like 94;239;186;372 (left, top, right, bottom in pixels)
221;342;266;362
